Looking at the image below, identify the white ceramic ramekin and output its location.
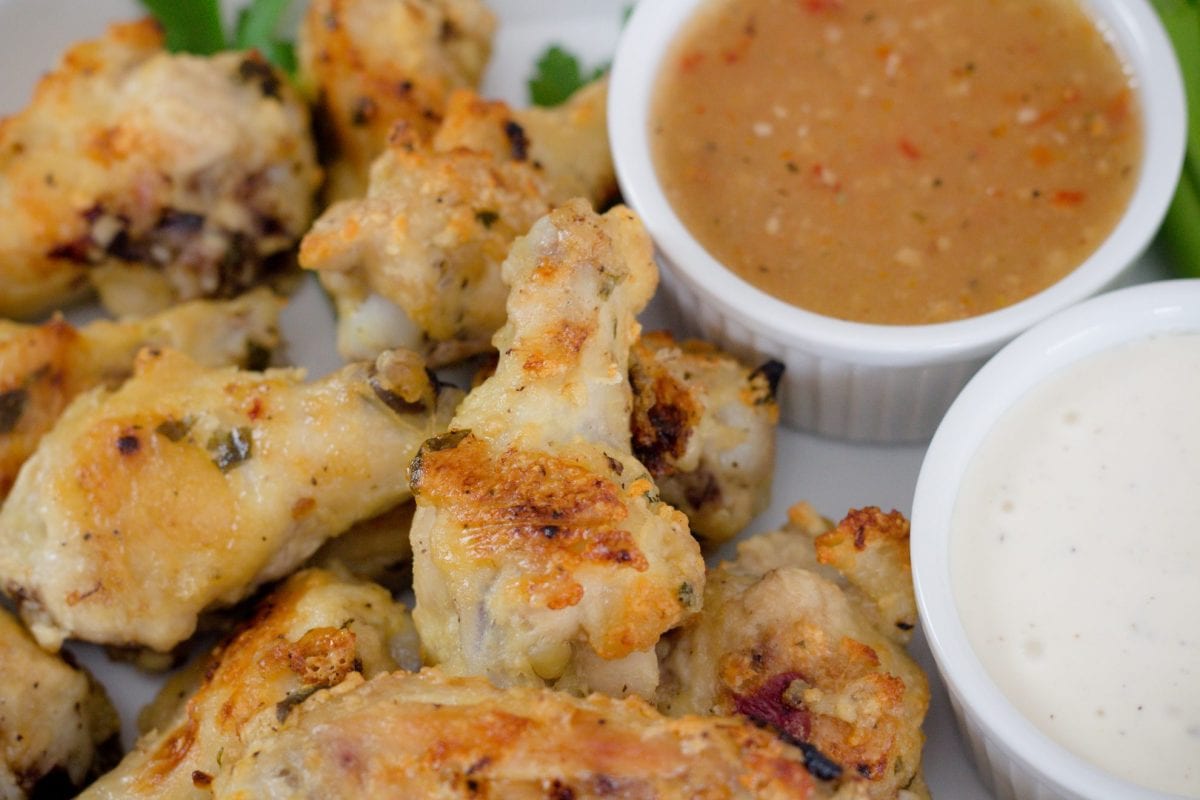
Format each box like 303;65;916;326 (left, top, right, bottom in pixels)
912;279;1200;800
608;0;1186;442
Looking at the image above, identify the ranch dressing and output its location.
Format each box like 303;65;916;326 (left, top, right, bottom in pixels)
951;333;1200;797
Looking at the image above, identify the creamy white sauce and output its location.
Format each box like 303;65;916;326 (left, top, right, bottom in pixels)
952;333;1200;797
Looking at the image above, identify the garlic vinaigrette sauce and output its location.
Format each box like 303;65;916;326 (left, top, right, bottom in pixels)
649;0;1141;325
950;333;1200;797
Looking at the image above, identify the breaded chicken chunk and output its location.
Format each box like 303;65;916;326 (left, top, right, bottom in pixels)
212;669;865;800
0;607;119;799
0;289;283;499
0;346;458;653
299;0;496;201
409;201;705;698
299;82;614;364
82;568;418;800
659;505;929;800
0;20;321;319
630;331;783;544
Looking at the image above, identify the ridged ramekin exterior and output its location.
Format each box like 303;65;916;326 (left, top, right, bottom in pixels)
611;0;1185;443
658;266;986;441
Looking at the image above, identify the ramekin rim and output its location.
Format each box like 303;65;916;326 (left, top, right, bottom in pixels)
911;279;1200;800
608;0;1186;367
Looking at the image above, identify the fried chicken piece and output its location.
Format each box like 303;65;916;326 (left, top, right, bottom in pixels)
737;503;918;645
0;607;119;799
630;331;783;544
659;505;929;800
212;669;863;800
0;346;459;653
299;82;614;364
306;501;415;591
409;201;704;697
81;568;418;800
0;289;283;499
298;0;496;201
0;20;321;319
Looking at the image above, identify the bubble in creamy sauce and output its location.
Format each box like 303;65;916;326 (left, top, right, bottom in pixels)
951;333;1200;797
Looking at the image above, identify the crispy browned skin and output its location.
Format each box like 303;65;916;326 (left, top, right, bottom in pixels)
212;669;863;800
81;568;418;800
0;289;282;499
734;503;918;646
0;20;321;319
630;331;782;544
659;505;929;800
0;607;119;799
298;0;495;201
409;201;704;698
0;347;458;653
299;82;613;364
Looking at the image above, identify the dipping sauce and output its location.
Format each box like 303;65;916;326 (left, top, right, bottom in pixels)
951;334;1200;797
650;0;1142;325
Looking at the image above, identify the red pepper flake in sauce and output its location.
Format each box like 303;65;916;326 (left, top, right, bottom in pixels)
1051;190;1086;207
649;0;1141;325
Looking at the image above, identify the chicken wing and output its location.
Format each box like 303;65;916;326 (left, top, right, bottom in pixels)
298;0;496;201
630;331;782;544
0;289;283;499
659;505;929;800
82;568;418;800
0;607;119;799
0;20;321;319
409;201;705;698
299;82;613;364
211;669;861;800
0;346;458;653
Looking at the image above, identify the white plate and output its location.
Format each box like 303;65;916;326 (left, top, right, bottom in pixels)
0;1;1174;796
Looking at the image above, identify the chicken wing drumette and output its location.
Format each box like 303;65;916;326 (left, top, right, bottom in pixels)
0;289;282;499
409;201;704;698
0;20;321;319
630;331;782;544
82;568;418;800
212;669;864;800
299;82;613;364
0;607;119;799
659;504;929;800
0;346;458;653
298;0;496;201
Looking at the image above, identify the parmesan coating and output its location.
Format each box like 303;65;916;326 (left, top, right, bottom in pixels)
0;20;321;319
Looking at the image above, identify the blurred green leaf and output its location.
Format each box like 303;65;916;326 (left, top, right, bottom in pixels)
139;0;226;55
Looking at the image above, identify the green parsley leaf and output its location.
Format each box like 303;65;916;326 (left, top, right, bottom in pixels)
528;45;606;108
139;0;226;55
1149;0;1200;275
235;0;298;73
138;0;297;75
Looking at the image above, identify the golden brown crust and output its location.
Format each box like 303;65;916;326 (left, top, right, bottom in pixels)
299;84;614;364
212;669;848;800
0;290;282;501
0;607;119;797
0;346;454;653
298;0;496;201
410;202;703;695
660;507;929;799
0;21;320;318
81;568;418;800
629;331;780;543
815;508;918;642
